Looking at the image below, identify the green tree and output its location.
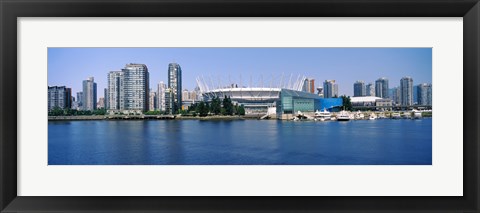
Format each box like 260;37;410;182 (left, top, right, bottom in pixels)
63;108;73;116
188;103;198;112
340;95;353;111
49;107;64;116
178;109;189;116
145;110;162;115
233;103;238;115
237;104;246;116
93;108;106;115
205;102;210;114
210;97;221;115
197;101;209;117
222;95;234;115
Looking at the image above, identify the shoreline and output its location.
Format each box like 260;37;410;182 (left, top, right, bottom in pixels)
48;113;431;121
48;115;252;121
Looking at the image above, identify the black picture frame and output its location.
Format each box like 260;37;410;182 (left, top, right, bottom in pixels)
1;0;479;212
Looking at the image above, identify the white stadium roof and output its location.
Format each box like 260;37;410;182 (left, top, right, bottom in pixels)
350;96;382;103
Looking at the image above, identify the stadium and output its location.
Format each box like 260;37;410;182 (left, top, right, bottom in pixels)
196;75;343;119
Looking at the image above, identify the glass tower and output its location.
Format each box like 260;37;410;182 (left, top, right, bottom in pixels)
122;63;149;112
157;81;167;111
82;77;97;111
400;76;414;106
107;71;123;110
168;63;182;113
366;83;374;96
353;80;366;97
417;83;432;106
323;80;338;98
48;86;72;111
375;77;389;98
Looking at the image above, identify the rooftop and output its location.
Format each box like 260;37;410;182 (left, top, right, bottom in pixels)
350;96;382;102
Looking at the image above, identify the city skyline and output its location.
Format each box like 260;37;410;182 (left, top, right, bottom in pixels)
48;48;432;100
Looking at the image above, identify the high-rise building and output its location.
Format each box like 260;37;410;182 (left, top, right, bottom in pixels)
82;77;97;111
182;89;190;101
375;77;389;98
149;90;157;111
189;90;198;101
390;86;401;105
302;79;309;93
413;85;419;105
396;87;401;105
66;88;72;109
165;88;174;114
427;84;432;106
353;80;366;97
71;97;79;110
334;84;339;97
107;71;122;110
122;63;149;112
366;83;374;96
107;64;149;113
316;87;324;97
323;80;338;98
104;88;108;110
417;83;432;106
97;97;105;109
157;81;167;111
400;76;414;106
48;86;72;111
76;92;83;109
194;86;202;101
168;63;182;113
309;79;315;94
303;78;315;93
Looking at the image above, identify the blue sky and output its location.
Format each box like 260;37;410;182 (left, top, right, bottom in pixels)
48;48;432;99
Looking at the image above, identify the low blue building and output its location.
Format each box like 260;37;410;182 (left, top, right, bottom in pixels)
279;89;343;115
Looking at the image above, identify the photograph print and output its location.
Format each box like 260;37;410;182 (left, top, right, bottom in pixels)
48;47;432;165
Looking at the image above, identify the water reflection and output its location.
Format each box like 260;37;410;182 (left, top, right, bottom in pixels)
48;119;432;165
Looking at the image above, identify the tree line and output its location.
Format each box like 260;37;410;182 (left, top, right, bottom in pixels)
49;96;246;117
48;107;106;116
187;96;245;117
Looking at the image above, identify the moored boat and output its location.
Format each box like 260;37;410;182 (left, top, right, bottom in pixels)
378;113;386;119
412;110;422;119
354;111;365;120
314;108;332;121
391;113;401;119
337;110;351;121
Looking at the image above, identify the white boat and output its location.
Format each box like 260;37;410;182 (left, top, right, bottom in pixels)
314;109;332;121
337;110;351;121
355;111;365;120
378;113;386;119
412;110;422;119
391;113;401;119
293;111;310;121
369;113;377;120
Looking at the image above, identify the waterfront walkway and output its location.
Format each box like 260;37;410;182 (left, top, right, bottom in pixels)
48;115;176;121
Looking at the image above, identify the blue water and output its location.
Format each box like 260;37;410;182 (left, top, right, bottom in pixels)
48;119;432;165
